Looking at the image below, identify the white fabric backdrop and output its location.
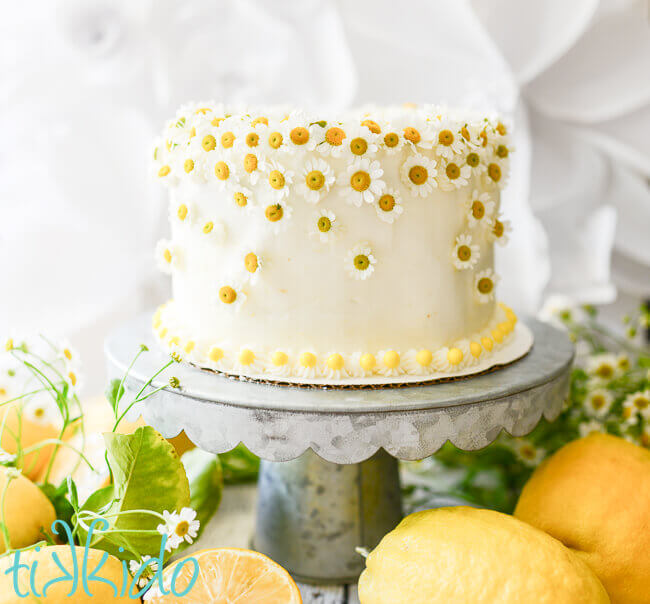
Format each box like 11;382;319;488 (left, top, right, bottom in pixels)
1;0;648;390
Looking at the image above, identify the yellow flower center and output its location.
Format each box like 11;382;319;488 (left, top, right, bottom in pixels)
493;220;504;238
472;201;485;219
203;221;213;234
350;137;368;156
208;347;224;362
219;286;237;304
268;132;284;149
384;132;399;148
403;127;421;144
350;173;373;197
163;249;172;264
461;126;471;141
272;352;288;366
177;204;188;220
478;278;493;294
446;162;460;179
481;336;493;351
158;165;171;177
438;129;454;146
34;406;45;418
184;159;195;173
214;161;230;180
408;165;428;185
591;395;606;409
378;194;396;212
239;349;255;366
383;350;400;369
325;127;346;146
595;365;613;379
265;204;283;222
466;152;480;167
488;163;501;182
64;348;73;361
195;107;211;115
244;154;258;173
480;130;488;147
354;254;370;271
447;348;463;365
327;354;345;371
360;353;376;371
520;445;536;460
269;170;285;189
457;245;472;261
251;116;268;126
202;135;216;151
496;122;507;136
634;396;649;410
300;352;317;368
496;144;509;158
68;372;77;386
175;520;190;539
416;349;433;366
306;170;325;191
470;342;482;358
245;132;259;147
211;117;225;127
290;127;309;145
361;119;381;134
244;252;258;273
221;132;235;148
317;216;331;233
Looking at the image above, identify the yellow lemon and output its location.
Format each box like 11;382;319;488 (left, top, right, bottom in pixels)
0;545;131;602
0;466;56;553
358;507;608;604
515;433;650;604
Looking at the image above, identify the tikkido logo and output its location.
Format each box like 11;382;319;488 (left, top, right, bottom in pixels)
3;519;199;599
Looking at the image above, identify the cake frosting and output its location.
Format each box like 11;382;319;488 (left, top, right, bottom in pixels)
151;103;518;381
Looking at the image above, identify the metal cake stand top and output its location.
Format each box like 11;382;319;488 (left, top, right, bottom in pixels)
105;314;573;464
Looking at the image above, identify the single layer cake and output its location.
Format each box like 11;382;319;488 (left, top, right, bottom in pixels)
152;103;519;382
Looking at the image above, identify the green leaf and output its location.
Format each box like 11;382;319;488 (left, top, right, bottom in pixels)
38;482;75;540
105;378;125;416
176;449;223;553
219;444;260;484
79;426;190;560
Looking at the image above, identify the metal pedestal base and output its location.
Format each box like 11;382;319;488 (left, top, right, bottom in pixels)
254;449;402;584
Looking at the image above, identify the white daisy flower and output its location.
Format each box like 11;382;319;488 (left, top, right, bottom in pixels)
296;351;319;379
345;243;377;280
451;234;480;270
584;389;613;418
322;353;350;380
344;123;380;158
474;269;499;304
297;158;335;204
155;240;181;274
488;215;512;246
239;150;268;186
459;120;485;148
374;189;404;224
0;449;16;464
208;153;239;191
349;352;378;378
586;354;620;381
232;348;263;375
316;123;348;157
264;159;293;199
204;344;230;372
261;121;291;154
403;349;436;375
156;507;200;552
284;112;320;151
380;126;405;155
58;339;82;372
174;152;207;184
400;154;437;197
236;123;269;154
400;116;435;149
142;576;172;602
579;419;607;438
232;187;255;214
486;160;508;188
215;278;247;312
200;219;227;245
170;199;197;226
242;248;264;285
465;190;495;229
513;439;545;466
338;158;385;207
463;147;488;175
130;556;159;589
623;390;650;420
23;393;61;428
262;201;293;234
265;351;293;378
309;209;341;243
438;159;471;191
432;119;465;159
377;350;404;377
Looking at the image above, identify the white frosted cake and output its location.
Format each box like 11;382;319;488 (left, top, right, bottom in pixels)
151;103;525;383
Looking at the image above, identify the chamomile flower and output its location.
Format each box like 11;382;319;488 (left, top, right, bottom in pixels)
266;351;293;378
209;154;239;191
0;449;16;464
216;278;247;312
345;243;377;280
513;439;545;466
489;215;512;246
403;349;436;375
623;390;650;419
466;191;495;229
58;339;82;372
205;344;230;372
232;187;255;214
375;189;404;224
174;152;207;183
474;269;499;304
377;350;404;377
285;112;319;150
242;249;263;285
486;161;507;188
438;159;471;191
240;150;268;186
309;209;340;243
157;507;200;552
237;123;269;154
586;354;620;381
338;158;385;207
296;351;319;379
400;116;435;149
263;201;293;234
323;353;350;380
451;234;480;270
584;389;613;418
130;556;159;589
432;119;464;159
297;158;335;204
23;393;61;427
155;240;181;274
380;126;405;155
262;121;291;154
459;120;485;148
349;352;377;378
463;147;487;175
400;154;437;197
264;159;293;199
579;419;607;438
316;123;348;157
200;219;227;244
170;199;197;226
344;123;379;158
142;576;172;602
233;348;263;374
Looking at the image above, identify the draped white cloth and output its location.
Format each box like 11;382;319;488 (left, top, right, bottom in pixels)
1;0;648;389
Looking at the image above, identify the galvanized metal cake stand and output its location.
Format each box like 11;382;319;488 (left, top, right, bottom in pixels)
105;314;573;585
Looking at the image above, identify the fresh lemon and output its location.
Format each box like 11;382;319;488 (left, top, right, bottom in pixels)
146;547;302;603
515;433;650;604
0;545;131;602
358;506;609;604
0;466;56;553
